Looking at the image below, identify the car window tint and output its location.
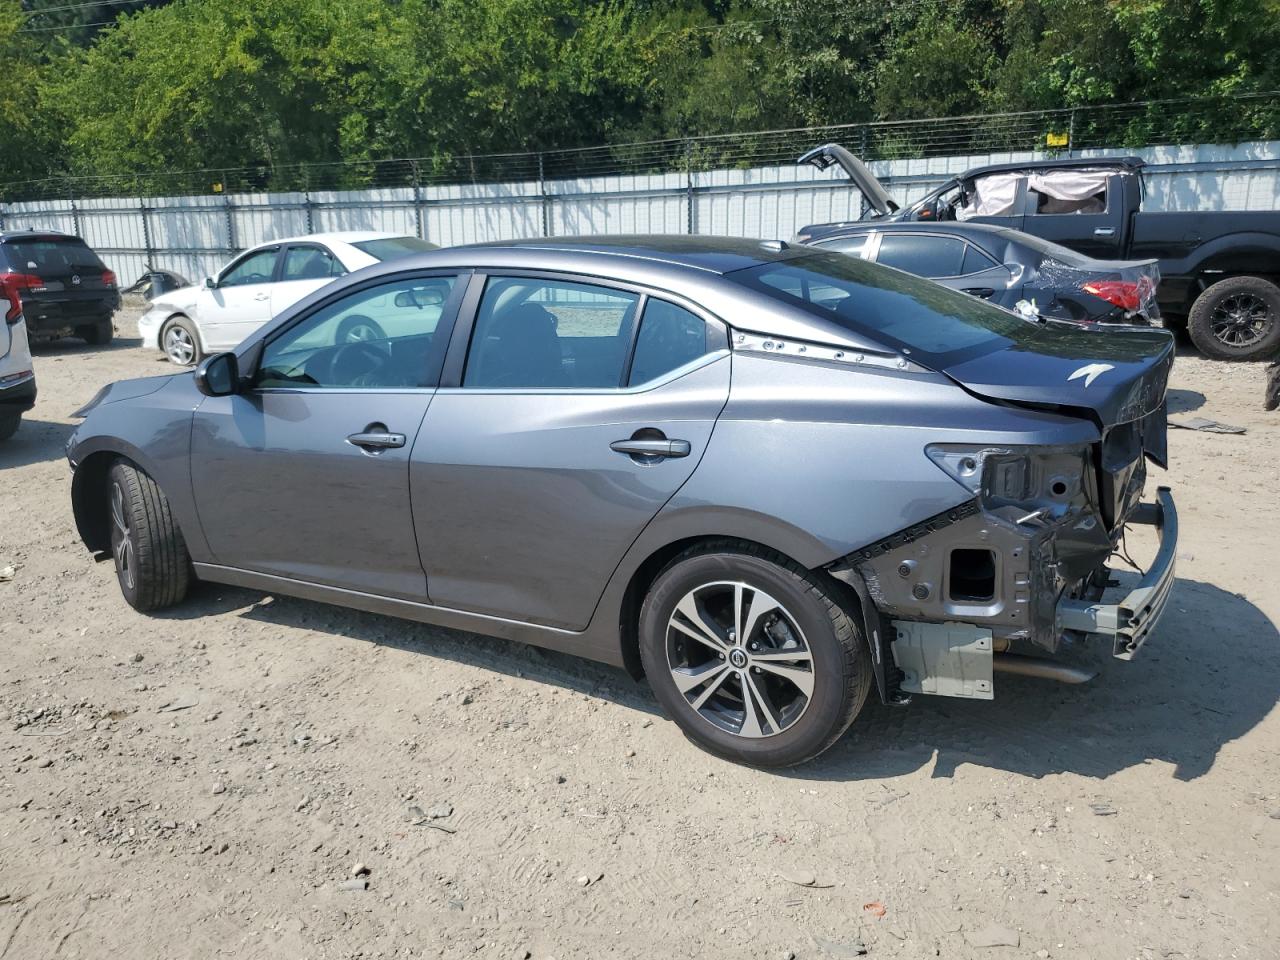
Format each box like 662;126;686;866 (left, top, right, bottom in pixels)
876;235;966;278
628;300;709;385
220;249;278;287
256;276;457;389
3;238;103;275
961;243;999;274
351;237;438;261
816;236;868;258
282;246;344;281
464;277;639;389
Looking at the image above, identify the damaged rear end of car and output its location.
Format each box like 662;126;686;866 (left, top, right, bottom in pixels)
726;248;1178;707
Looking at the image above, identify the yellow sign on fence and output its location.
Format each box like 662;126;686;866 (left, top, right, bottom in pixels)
1046;131;1069;148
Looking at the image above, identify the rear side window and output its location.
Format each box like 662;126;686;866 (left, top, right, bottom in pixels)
351;237;438;261
282;245;345;281
815;235;868;258
2;238;104;275
628;300;709;385
464;277;639;389
875;234;966;278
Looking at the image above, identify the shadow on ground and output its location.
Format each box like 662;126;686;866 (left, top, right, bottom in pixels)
157;573;1278;784
0;418;75;469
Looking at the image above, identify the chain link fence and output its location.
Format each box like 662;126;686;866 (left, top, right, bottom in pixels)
2;92;1279;202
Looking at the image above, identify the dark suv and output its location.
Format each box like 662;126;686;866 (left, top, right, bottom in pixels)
0;231;121;345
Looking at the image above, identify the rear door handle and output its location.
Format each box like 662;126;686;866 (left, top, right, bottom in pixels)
962;287;996;299
347;431;406;449
610;438;691;459
1093;227;1116;237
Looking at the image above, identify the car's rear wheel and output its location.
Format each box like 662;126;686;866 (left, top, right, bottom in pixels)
639;541;872;767
1188;276;1280;360
0;412;20;442
108;460;192;611
79;317;114;346
161;316;202;366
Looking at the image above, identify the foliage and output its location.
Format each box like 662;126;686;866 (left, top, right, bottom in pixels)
3;0;1279;190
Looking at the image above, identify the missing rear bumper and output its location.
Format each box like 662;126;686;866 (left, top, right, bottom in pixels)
1057;486;1177;659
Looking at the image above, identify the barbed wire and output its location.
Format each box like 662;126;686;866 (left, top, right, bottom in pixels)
2;91;1277;203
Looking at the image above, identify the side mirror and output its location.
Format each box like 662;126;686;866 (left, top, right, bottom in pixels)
194;352;239;397
204;276;216;289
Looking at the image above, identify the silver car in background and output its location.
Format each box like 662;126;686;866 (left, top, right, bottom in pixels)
68;237;1178;767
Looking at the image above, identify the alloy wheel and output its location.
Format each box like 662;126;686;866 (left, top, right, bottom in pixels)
163;324;196;364
665;580;814;738
1210;293;1273;348
110;481;135;591
343;321;380;342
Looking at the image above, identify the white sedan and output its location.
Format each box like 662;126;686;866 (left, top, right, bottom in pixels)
138;232;437;365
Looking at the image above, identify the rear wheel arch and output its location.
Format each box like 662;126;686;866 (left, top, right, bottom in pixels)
616;534;867;682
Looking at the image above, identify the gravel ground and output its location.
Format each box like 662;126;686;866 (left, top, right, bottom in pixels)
2;302;1278;960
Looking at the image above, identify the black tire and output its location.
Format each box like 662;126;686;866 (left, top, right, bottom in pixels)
79;317;114;346
336;314;385;344
107;460;192;611
160;315;202;366
639;540;872;767
1188;276;1280;361
0;412;19;442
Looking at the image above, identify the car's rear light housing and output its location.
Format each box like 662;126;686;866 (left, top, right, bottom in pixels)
102;269;117;287
0;272;44;324
1081;277;1154;313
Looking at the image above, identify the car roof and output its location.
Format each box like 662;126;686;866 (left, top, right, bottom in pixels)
814;221;1022;241
465;235;807;275
0;229;82;241
258;231;413;247
959;155;1145;180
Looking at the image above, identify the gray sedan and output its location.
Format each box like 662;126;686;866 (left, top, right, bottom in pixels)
68;237;1179;767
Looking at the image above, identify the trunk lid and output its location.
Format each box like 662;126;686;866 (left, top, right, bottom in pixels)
939;324;1174;428
797;144;898;217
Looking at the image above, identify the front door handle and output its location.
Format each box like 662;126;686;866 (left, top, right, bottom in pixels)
962;287;996;299
254;292;270;301
1093;227;1116;237
347;430;406;449
610;438;691;459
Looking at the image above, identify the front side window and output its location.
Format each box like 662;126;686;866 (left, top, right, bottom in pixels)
628;299;709;385
220;248;278;287
256;275;458;389
464;277;639;389
875;234;966;278
282;245;344;281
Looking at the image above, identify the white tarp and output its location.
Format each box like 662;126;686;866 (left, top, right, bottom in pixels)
957;168;1115;218
956;172;1021;219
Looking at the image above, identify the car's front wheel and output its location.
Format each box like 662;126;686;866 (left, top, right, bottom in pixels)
108;460;192;611
160;316;203;366
639;541;872;767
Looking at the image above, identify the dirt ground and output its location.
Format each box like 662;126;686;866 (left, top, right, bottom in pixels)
2;301;1278;960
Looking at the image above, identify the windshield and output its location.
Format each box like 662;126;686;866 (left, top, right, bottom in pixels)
730;251;1041;366
351;236;438;261
2;237;104;276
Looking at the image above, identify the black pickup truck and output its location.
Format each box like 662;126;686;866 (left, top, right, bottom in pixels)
796;145;1280;360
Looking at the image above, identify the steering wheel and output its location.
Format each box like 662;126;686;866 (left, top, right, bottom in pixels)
327;340;389;386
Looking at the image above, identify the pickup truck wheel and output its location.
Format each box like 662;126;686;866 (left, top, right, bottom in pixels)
1188;276;1280;360
79;318;114;346
0;412;20;442
639;541;872;767
161;316;202;366
107;460;192;611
